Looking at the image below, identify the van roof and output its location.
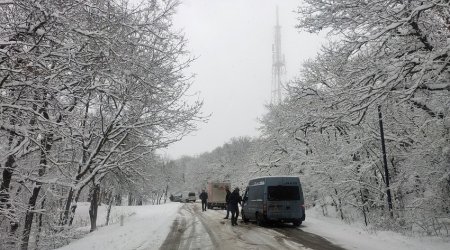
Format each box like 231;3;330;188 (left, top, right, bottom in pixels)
249;176;300;180
247;176;302;186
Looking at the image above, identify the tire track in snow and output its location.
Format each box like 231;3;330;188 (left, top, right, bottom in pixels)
200;206;293;250
160;203;345;250
186;203;220;249
159;205;187;250
274;227;346;250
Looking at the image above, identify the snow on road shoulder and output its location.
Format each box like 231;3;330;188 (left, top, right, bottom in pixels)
302;208;449;250
57;202;182;250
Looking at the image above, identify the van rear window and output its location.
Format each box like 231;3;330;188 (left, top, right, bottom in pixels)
267;186;300;201
188;192;195;196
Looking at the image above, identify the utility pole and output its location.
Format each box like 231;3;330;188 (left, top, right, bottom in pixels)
271;6;285;105
378;105;393;218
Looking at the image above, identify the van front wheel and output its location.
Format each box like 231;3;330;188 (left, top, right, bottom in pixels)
293;220;302;227
242;211;249;223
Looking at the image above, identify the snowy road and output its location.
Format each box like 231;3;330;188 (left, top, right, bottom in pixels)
160;203;345;250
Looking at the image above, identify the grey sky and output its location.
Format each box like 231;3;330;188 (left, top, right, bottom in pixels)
164;0;325;158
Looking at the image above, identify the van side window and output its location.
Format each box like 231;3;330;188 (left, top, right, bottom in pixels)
248;185;264;201
267;186;300;201
248;187;256;201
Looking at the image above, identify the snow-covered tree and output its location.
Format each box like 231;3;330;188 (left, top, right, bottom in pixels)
254;0;449;235
0;0;202;248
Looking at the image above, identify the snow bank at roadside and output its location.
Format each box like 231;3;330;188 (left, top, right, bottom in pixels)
302;207;449;250
57;202;182;250
71;202;140;229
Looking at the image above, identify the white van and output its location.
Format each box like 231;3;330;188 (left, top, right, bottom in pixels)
181;191;196;202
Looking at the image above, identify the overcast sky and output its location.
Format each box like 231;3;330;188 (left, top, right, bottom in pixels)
163;0;325;159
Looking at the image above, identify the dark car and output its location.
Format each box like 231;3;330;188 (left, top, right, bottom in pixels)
187;192;196;202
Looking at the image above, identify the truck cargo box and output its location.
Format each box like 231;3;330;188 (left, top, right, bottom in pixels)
207;182;230;209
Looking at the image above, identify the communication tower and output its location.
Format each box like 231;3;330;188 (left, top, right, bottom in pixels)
271;6;286;105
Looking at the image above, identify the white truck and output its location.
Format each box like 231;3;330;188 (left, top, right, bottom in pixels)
206;182;230;209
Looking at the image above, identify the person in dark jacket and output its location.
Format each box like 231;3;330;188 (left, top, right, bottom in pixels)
228;187;242;226
224;186;231;219
199;190;208;211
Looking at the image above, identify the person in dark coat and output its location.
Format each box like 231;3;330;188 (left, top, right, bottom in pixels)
228;187;242;226
224;186;231;219
199;190;208;211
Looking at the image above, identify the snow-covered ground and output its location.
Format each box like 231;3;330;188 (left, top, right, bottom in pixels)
57;202;182;250
303;208;450;250
57;202;449;250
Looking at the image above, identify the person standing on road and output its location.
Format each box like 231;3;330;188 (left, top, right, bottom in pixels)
224;186;231;219
229;187;242;226
199;190;208;211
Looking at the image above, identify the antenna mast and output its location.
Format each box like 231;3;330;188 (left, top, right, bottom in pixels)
271;6;285;105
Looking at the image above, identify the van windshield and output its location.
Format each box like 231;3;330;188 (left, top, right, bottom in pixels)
267;186;300;201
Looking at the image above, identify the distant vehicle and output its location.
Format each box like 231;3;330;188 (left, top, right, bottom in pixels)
241;176;305;227
178;192;197;202
207;182;230;209
172;194;183;202
186;192;196;202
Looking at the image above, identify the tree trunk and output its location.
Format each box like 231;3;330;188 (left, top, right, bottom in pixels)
60;186;83;227
106;192;114;226
164;184;169;204
61;187;75;225
68;189;82;226
0;134;23;234
20;184;42;250
62;114;90;226
332;188;344;220
20;133;51;250
34;197;46;249
0;155;15;206
360;189;368;226
1;155;20;235
128;192;133;206
115;193;122;205
89;182;100;232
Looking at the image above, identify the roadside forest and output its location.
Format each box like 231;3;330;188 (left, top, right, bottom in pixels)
0;0;201;249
